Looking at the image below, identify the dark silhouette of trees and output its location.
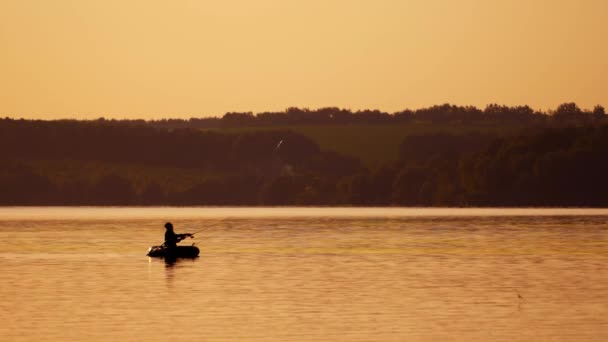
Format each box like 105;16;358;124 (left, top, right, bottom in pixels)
593;105;606;118
457;125;608;206
0;119;364;205
92;174;136;205
140;182;166;205
1;101;608;206
18;102;597;129
399;132;493;163
0;161;56;205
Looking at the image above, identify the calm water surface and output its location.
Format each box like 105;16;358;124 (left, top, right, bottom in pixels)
1;207;607;341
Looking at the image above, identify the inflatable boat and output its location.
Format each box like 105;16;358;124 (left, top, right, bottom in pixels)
147;244;200;258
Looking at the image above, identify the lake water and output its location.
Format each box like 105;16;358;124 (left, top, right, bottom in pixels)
0;207;607;341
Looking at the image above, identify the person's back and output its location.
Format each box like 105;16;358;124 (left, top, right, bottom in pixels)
164;223;178;248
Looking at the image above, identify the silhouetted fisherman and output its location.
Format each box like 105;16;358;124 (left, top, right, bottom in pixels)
164;222;192;249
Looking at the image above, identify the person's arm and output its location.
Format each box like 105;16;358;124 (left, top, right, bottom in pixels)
176;233;193;241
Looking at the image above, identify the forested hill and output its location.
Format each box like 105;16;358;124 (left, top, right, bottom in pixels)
2;103;608;206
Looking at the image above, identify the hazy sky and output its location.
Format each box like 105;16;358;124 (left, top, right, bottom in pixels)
1;0;606;119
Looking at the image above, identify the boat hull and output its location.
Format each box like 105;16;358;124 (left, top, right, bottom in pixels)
147;245;200;258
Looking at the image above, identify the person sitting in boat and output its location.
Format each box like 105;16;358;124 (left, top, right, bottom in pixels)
164;222;192;248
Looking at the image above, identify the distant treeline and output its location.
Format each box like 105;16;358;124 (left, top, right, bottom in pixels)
15;102;605;129
1;102;608;206
206;102;607;128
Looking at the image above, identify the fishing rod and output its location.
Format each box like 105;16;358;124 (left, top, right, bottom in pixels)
187;228;207;236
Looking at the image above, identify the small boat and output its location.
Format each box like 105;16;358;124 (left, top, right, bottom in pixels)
147;244;200;258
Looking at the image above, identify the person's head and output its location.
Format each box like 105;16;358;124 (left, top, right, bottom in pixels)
164;222;173;230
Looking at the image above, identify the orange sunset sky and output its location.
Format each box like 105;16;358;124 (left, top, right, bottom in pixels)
1;0;606;119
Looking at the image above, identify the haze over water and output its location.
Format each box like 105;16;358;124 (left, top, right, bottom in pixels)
1;207;607;341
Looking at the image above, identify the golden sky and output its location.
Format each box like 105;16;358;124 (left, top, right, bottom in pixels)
1;0;606;119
